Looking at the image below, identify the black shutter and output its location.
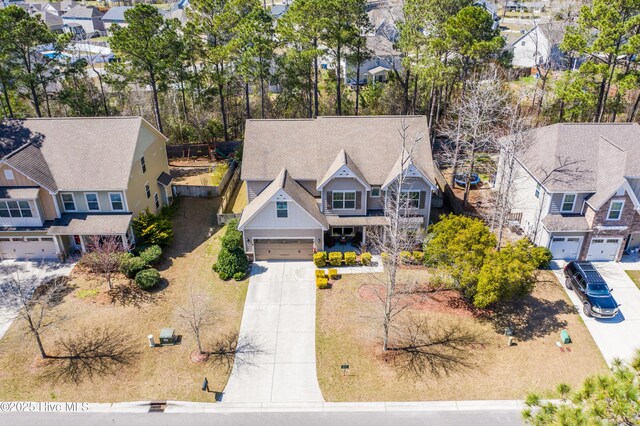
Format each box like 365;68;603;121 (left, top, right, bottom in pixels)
326;191;332;211
419;191;426;209
356;191;362;209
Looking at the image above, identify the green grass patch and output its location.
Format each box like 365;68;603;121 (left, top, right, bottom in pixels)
625;270;640;290
211;162;230;186
75;289;99;299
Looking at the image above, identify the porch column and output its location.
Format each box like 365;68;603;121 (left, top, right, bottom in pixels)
362;226;366;246
79;235;87;253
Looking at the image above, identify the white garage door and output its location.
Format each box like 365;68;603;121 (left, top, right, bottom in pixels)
586;238;621;262
549;237;582;260
0;237;58;260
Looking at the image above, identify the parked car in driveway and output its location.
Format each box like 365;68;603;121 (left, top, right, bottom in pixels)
564;261;620;318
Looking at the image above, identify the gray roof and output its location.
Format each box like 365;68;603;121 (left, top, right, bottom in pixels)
102;6;131;22
0;117;154;191
239;169;328;230
48;213;132;235
62;5;103;19
157;171;173;186
242;116;435;186
516;123;640;208
35;10;63;27
541;215;591;232
0;186;40;199
318;149;370;190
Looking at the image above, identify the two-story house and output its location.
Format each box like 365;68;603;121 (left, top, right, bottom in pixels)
0;117;173;261
238;116;438;261
496;123;640;262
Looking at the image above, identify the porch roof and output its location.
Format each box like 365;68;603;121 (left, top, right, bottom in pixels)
367;65;390;75
47;213;132;236
0;186;40;199
327;216;389;226
541;215;591;232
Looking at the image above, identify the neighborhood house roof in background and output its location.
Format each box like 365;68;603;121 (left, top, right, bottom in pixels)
62;4;103;19
0;117;156;192
102;6;132;22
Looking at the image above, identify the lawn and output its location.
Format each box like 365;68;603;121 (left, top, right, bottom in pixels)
625;270;640;290
225;181;248;214
170;162;229;186
316;269;608;402
0;198;248;402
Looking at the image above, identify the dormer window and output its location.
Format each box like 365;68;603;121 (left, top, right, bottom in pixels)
607;200;624;221
276;201;288;218
561;193;576;213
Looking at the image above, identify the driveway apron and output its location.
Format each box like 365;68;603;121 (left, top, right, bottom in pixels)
222;261;324;403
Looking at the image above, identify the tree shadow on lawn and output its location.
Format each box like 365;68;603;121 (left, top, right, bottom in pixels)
483;294;575;342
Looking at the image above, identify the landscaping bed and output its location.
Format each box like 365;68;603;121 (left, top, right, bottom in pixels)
170;160;229;186
316;269;608;401
0;198;248;402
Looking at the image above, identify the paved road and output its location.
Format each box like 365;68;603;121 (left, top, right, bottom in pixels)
0;260;74;338
222;260;324;403
552;261;640;365
0;410;523;426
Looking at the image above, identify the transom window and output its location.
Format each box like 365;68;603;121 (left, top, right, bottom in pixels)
154;192;160;209
61;193;76;211
145;183;151;199
141;156;146;174
402;190;421;209
276;201;288;218
332;227;354;236
0;200;32;218
607;200;624;221
109;193;124;211
85;193;100;211
371;186;381;197
333;191;356;209
561;193;576;212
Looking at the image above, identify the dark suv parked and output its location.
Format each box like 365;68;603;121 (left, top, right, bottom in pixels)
564;261;619;318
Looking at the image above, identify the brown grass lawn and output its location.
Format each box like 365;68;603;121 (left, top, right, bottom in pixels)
625;271;640;290
226;181;248;214
316;270;608;401
0;198;248;402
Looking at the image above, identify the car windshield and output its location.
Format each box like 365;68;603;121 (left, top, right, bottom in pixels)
587;283;609;296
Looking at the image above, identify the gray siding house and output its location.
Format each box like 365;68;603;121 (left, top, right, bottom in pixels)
496;123;640;262
238;116;438;261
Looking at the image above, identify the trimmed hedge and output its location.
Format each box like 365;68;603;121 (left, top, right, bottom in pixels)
344;252;357;266
121;256;147;279
328;252;342;266
222;218;244;251
361;252;372;266
315;269;327;278
316;277;330;289
313;251;327;267
328;268;339;279
215;247;248;280
140;245;162;265
233;271;246;281
135;268;161;290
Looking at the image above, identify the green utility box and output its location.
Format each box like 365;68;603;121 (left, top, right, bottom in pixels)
160;328;177;346
560;329;571;344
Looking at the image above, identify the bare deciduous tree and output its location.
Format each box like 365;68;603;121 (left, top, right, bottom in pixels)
81;235;129;290
177;285;213;355
207;332;263;371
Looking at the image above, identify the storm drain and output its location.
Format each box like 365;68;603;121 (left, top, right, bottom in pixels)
149;401;167;413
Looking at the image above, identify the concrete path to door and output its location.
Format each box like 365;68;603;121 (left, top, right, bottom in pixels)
552;261;640;365
221;261;324;403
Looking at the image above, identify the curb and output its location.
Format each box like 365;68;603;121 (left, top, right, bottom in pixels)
0;399;533;414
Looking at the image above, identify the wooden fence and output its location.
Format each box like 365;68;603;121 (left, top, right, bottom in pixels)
172;161;237;199
433;162;464;215
216;165;243;225
166;141;241;159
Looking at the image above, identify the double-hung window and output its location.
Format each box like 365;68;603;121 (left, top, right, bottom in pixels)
109;193;124;211
85;193;100;211
141;156;146;174
607;200;624;221
560;193;576;213
0;200;32;218
402;190;421;209
145;183;151;199
61;193;76;211
154;193;160;209
276;201;288;218
332;191;356;209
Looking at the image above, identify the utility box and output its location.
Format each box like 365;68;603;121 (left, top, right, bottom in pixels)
560;329;571;344
160;328;177;346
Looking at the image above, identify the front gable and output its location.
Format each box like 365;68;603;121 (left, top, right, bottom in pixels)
241;189;323;230
0;162;43;188
317;163;370;191
382;164;437;191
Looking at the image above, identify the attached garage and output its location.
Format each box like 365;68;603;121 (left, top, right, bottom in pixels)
586;238;621;262
549;236;582;260
0;236;58;260
254;239;314;261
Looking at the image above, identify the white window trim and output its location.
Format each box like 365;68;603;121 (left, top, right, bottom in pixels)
154;192;159;209
0;199;35;218
534;184;541;199
4;169;14;180
109;192;125;211
332;190;357;210
276;201;288;218
84;192;101;211
371;186;381;197
60;192;77;212
560;193;576;213
145;182;151;199
331;227;355;236
401;189;421;209
607;200;625;221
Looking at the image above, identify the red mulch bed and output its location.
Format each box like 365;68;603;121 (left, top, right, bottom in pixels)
357;284;481;318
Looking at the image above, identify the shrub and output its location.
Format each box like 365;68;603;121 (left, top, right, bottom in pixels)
361;252;372;266
215;247;248;280
400;251;412;263
233;271;246;281
531;245;553;269
344;252;357;266
135;268;161;290
133;209;174;247
328;268;339;279
316;277;330;289
313;251;327;267
328;252;342;266
222;219;243;251
315;269;327;278
121;256;147;279
412;251;425;263
139;245;162;265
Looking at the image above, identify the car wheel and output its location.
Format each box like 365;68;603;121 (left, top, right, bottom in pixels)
583;303;592;317
565;279;572;289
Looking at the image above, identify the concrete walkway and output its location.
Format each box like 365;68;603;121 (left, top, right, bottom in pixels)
552;261;640;365
222;261;324;403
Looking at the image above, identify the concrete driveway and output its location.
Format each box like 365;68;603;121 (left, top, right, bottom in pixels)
0;260;74;339
222;261;324;403
552;261;640;365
